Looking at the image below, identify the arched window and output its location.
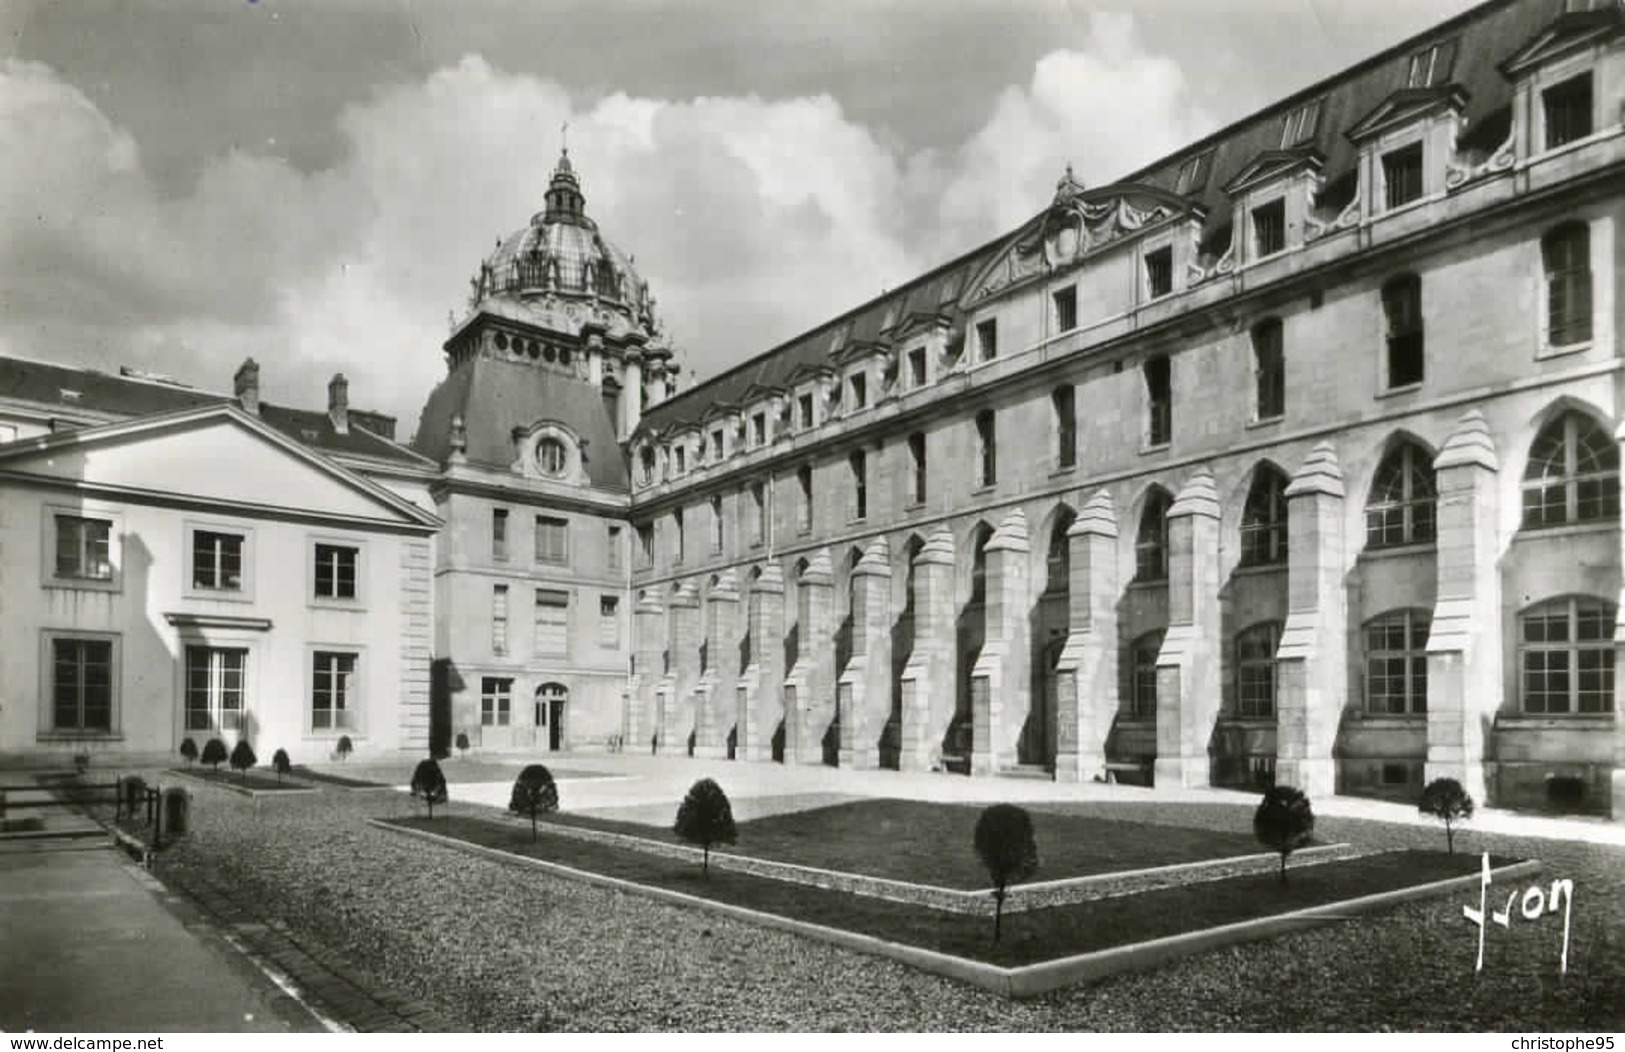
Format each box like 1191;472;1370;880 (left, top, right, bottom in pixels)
1382;274;1425;388
1235;621;1282;718
1366;443;1437;548
1520;597;1615;715
1542;223;1592;348
1252;319;1284;421
1521;412;1619;529
1046;510;1074;594
1239;466;1290;567
536;436;568;476
1365;609;1429;714
1135;488;1172;582
1129;630;1164;718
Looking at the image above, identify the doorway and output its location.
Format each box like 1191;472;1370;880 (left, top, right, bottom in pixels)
536;683;567;752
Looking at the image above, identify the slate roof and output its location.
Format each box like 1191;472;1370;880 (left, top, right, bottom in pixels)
636;0;1564;439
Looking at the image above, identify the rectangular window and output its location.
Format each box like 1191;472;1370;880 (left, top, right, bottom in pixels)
183;646;245;733
975;411;997;489
1406;40;1457;88
1383;276;1425;387
850;450;868;520
907;347;927;388
849;372;867;409
639;447;655;485
492;584;509;655
674;508;686;563
51;638;113;733
313;544;358;600
797;465;813;533
751;413;767;447
749;480;767;546
55;515;111;580
534;589;568;657
1252;198;1286;258
607;525;622;571
710;495;724;552
1382;143;1424;210
599;595;621;648
311;651;356;731
710;429;725;461
1053;287;1078;333
636;523;653;566
1174;149;1214;195
1053;386;1076;469
1145;356;1172;447
480;676;512;727
798;393;815;430
976;319;998;361
674;445;686;474
1279;98;1322;147
1145;247;1173;299
908;432;928;506
535;516;568;564
1544;73;1593;151
1545;224;1593;348
1253;321;1285;421
492;508;509;561
192;530;244;591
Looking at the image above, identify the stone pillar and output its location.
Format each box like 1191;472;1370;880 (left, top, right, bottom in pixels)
739;564;785;761
1055;489;1119;783
1155;469;1222;788
900;530;956;772
587;333;604;386
1276;442;1346;797
838;539;893;770
784;550;836;765
630;592;665;751
1426;410;1500;805
658;580;701;755
971;510;1032;775
695;571;740;758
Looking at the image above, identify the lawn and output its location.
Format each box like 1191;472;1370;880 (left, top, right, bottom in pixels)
385;812;1495;968
170;767;314;792
546;798;1275;888
289;766;393;789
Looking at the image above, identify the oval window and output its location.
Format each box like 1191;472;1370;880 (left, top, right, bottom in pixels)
537;437;568;476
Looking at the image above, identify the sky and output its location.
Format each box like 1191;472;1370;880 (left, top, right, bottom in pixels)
0;0;1483;438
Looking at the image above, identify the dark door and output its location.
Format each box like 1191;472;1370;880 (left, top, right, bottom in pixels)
548;699;564;751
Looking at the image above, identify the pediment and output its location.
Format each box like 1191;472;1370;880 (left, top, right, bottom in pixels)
1221;147;1325;195
1500;9;1624;79
1346;85;1469;142
962;182;1195;307
739;381;785;402
783;361;837;387
889;309;953;343
0;405;438;530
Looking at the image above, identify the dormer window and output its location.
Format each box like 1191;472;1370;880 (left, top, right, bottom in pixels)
1053;286;1078;332
1382;143;1424;209
798;393;815;430
1252;198;1286;258
674;445;686;475
710;429;724;461
976;319;998;361
1174;149;1214;195
1145;247;1173;299
639;447;655;485
751;413;767;447
1543;73;1593;150
907;347;927;388
1406;40;1457;88
849;372;867;409
537;436;567;476
1279;98;1323;147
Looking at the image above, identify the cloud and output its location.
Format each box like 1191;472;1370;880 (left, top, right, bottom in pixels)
0;15;1208;438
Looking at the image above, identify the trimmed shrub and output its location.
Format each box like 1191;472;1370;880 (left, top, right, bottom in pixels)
1254;785;1315;884
455;732;470;757
336;735;353;762
1419;777;1474;854
973;804;1039;944
411;758;448;818
179;737;199;768
201;738;229;771
673;778;736;875
508;764;559;841
272;748;292;782
230;739;257;779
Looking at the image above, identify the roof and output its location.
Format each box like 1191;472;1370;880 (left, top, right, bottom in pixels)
412;356;629;493
636;0;1564;439
0;355;431;468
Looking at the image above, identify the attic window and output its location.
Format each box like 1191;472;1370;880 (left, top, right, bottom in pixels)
1406;39;1457;88
1174;149;1215;195
1279;98;1323;148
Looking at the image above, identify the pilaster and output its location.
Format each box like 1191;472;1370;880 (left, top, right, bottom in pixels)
783;550;836;764
899;530;957;772
971;510;1032;775
694;571;740;758
658;580;701;755
739;564;785;761
1055;489;1120;783
1155;469;1222;788
838;539;892;769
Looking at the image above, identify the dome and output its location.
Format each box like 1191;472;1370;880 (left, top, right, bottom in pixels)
467;149;660;340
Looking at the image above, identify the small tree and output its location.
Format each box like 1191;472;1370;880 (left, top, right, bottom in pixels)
1418;777;1474;855
272;748;292;782
973;804;1039;944
455;732;470;758
179;737;199;768
230;739;257;780
335;735;353;762
411;758;448;819
201;737;229;771
673;778;736;875
508;764;559;841
1254;786;1315;885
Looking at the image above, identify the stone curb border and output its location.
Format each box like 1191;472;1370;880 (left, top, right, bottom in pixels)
374;818;1538;998
166;770;320;798
484;809;1356;915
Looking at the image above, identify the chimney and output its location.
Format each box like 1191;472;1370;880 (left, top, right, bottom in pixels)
328;373;349;434
233;358;260;416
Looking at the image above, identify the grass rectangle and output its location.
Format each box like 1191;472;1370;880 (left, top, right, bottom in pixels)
385;813;1495;967
549;798;1272;888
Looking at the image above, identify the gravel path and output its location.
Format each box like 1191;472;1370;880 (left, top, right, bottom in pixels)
145;779;1625;1031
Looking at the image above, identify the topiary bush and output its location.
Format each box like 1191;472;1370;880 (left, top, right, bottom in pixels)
508;764;559;841
455;732;470;758
673;778;736;875
1254;785;1315;885
336;735;353;762
230;739;257;779
973;803;1039;944
201;737;229;771
179;737;198;768
1418;777;1474;854
411;758;448;818
272;748;292;782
